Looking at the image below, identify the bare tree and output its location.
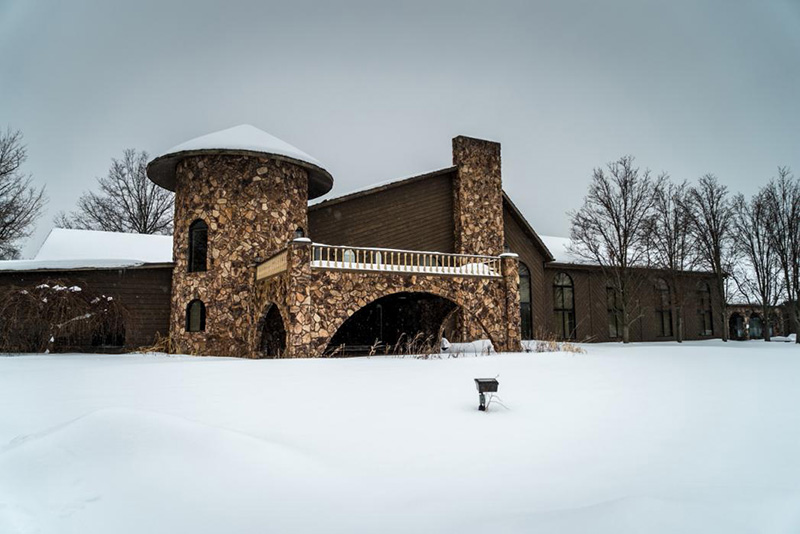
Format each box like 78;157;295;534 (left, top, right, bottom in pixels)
56;149;173;234
569;155;663;343
0;128;47;259
647;179;694;342
762;167;800;344
732;190;783;341
685;174;734;341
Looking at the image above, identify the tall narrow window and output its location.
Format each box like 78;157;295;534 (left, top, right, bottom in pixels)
553;272;576;340
186;300;206;332
607;286;622;339
188;219;208;273
655;278;673;337
698;281;713;336
519;263;533;340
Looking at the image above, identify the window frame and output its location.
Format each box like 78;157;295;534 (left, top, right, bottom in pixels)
654;278;673;337
607;286;622;339
519;262;533;340
553;272;576;340
188;219;209;273
185;299;206;332
697;281;714;336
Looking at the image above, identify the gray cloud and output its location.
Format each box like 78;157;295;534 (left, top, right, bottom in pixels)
1;0;798;256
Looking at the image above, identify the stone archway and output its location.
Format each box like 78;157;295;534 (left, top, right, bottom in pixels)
258;303;287;358
324;291;465;356
729;312;746;340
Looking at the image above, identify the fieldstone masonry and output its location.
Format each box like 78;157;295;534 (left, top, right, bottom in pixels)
165;135;522;358
170;154;308;356
452;136;504;257
254;241;521;358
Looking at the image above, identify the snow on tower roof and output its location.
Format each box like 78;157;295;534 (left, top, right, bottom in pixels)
0;229;173;272
147;124;333;199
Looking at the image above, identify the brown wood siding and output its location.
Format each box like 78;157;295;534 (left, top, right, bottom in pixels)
541;265;722;342
503;208;546;337
0;266;172;349
308;172;456;252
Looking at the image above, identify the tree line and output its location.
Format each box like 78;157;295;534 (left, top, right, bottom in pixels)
0;127;173;259
570;156;799;344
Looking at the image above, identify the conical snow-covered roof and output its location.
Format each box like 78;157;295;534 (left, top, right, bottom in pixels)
146;125;333;198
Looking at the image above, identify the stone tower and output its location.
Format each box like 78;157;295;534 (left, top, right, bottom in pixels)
147;125;333;356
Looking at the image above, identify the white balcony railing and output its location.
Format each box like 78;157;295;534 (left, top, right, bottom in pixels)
310;243;502;278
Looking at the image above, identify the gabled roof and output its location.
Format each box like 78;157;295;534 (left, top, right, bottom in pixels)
537;235;591;265
0;228;173;272
309;167;457;210
502;193;555;262
147;124;333;199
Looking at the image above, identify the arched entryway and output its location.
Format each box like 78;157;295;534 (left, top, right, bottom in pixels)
325;291;462;356
749;313;763;340
259;304;286;358
729;313;746;340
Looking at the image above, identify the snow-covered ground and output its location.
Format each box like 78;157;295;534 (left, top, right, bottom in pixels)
1;341;799;533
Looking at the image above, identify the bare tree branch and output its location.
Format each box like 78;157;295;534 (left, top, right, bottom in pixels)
56;149;173;235
0;128;47;259
569;155;663;343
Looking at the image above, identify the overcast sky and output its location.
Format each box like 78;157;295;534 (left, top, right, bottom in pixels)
1;0;798;257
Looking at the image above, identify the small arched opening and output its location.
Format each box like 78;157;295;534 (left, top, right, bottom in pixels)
749;313;763;340
729;313;745;340
325;291;462;356
259;304;287;358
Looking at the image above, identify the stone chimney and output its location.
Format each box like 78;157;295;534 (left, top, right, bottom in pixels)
452;136;504;256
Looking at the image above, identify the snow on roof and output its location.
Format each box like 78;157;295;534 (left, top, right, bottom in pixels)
0;229;173;272
539;235;592;265
161;124;323;168
147;124;333;198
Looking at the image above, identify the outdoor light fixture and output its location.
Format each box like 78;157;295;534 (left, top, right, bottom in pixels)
474;378;499;411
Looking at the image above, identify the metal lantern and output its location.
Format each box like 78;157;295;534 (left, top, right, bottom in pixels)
474;378;499;411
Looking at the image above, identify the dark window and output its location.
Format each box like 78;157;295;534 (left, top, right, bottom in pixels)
749;314;763;339
186;300;206;332
698;282;713;336
655;278;673;337
293;227;305;239
607;286;622;339
553;272;576;340
188;219;208;273
519;262;533;340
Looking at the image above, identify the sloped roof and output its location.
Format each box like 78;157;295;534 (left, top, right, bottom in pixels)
0;229;173;272
147;124;333;199
538;235;592;265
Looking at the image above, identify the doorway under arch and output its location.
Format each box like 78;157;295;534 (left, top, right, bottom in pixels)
325;291;462;356
259;304;286;358
729;313;746;340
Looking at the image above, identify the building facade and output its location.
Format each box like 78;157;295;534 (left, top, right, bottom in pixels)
0;125;733;355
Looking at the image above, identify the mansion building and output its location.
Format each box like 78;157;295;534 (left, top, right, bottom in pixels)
0;126;725;356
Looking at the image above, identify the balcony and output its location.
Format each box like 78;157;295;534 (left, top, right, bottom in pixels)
256;243;503;281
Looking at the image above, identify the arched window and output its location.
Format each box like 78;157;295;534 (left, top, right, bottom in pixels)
185;299;206;332
749;313;763;339
655;278;673;337
553;272;575;340
519;262;532;340
188;219;208;273
607;285;622;339
293;227;306;239
698;282;713;336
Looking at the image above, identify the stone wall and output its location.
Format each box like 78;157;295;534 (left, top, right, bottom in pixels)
452;136;504;256
254;240;521;358
170;154;308;357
